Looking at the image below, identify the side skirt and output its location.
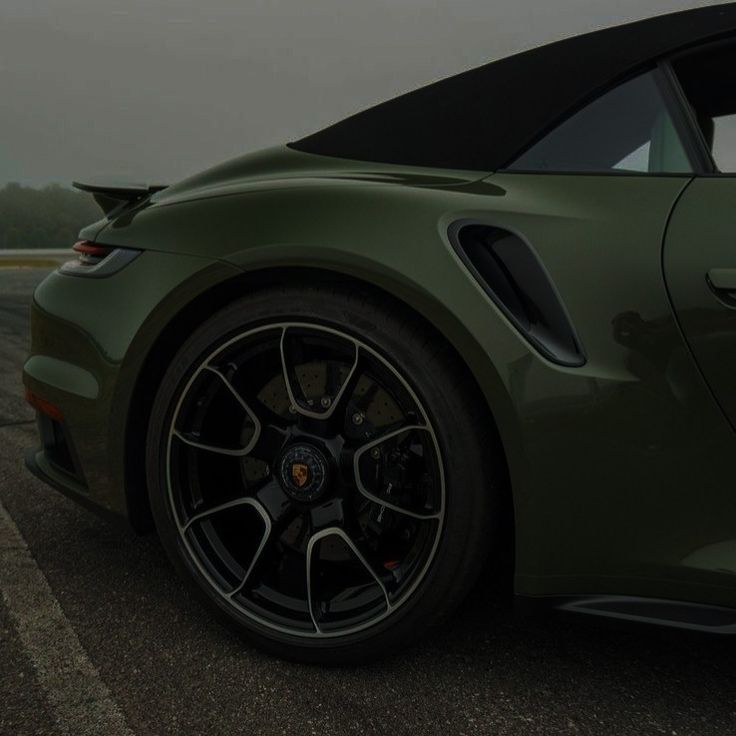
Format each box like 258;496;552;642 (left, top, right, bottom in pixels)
516;594;736;634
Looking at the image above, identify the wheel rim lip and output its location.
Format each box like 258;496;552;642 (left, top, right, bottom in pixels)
165;320;446;640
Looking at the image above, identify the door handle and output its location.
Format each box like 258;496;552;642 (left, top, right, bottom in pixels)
707;268;736;293
707;268;736;306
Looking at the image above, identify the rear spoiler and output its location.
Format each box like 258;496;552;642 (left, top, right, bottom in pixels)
73;180;168;215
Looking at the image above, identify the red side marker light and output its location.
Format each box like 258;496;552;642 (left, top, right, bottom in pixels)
24;389;64;422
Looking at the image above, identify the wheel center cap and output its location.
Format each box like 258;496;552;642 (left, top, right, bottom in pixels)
278;444;329;502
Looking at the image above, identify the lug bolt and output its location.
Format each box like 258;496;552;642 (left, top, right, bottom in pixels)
352;412;365;426
370;447;381;460
320;396;332;409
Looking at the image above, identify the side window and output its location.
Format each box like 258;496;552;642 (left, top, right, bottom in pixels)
673;42;736;173
508;71;693;174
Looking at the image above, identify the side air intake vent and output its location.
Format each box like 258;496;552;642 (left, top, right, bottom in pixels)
450;223;585;367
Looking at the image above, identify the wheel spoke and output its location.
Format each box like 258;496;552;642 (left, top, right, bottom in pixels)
183;495;274;599
173;365;265;456
182;496;270;533
227;501;273;599
309;499;345;531
352;424;442;521
247;423;288;464
208;359;290;430
202;366;262;453
305;527;392;634
254;479;293;525
328;352;364;416
305;531;322;633
280;327;360;420
173;430;253;457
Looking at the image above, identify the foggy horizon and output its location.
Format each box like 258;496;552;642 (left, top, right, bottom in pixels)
0;0;727;188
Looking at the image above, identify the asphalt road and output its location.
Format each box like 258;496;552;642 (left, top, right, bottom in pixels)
2;267;736;736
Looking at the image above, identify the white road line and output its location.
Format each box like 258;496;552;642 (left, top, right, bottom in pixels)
0;499;134;736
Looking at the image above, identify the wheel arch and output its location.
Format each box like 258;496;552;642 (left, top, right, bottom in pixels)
123;263;517;570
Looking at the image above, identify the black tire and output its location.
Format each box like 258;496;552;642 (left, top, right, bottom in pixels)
146;286;502;664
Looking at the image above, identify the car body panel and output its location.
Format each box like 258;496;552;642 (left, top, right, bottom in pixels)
24;250;241;515
24;143;736;607
487;173;736;605
152;145;484;207
664;177;736;429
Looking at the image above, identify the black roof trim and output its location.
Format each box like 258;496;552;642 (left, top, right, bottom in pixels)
290;4;736;172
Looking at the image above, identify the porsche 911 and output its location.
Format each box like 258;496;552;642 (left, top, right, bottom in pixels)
23;3;736;662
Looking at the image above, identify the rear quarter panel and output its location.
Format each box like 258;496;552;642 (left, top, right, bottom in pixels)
96;167;736;607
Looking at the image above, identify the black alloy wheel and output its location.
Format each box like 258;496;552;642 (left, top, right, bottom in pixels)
147;287;501;663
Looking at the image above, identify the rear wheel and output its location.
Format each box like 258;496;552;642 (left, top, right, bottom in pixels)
146;286;501;663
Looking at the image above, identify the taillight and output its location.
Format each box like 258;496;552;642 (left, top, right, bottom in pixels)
71;240;114;265
59;241;141;278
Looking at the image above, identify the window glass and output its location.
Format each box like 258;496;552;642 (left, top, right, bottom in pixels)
509;71;692;174
712;117;736;171
673;42;736;173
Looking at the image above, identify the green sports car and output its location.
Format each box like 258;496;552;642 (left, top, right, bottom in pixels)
23;4;736;662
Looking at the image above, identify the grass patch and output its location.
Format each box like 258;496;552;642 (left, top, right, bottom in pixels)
0;258;63;269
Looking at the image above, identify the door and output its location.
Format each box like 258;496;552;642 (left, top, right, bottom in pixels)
492;64;736;604
664;38;736;428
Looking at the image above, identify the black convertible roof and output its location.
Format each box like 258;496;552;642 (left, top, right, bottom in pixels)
290;4;736;172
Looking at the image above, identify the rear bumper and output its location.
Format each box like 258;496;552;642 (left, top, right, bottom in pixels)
22;249;237;523
24;445;122;525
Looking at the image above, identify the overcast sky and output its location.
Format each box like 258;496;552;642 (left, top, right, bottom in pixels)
0;0;727;186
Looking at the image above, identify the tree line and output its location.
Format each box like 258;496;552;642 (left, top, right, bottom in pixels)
0;183;100;249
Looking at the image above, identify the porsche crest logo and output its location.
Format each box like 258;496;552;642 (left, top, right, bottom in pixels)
291;462;310;488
